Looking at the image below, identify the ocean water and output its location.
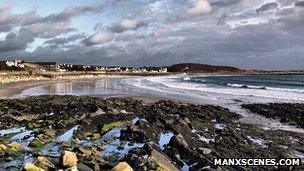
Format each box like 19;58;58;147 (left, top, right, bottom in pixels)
120;74;304;104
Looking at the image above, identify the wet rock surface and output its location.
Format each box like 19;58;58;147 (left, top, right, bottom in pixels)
242;103;304;128
0;95;303;170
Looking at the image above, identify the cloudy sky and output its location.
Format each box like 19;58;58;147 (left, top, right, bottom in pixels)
0;0;303;70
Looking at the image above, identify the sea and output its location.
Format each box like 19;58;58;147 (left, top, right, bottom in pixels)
120;74;304;104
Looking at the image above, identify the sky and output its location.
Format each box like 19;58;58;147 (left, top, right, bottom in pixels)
0;0;303;70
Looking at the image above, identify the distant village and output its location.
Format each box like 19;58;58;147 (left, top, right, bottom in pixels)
0;59;168;73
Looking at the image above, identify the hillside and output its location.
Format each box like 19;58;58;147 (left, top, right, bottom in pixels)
167;63;242;73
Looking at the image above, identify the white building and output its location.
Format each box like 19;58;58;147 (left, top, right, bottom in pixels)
5;60;24;68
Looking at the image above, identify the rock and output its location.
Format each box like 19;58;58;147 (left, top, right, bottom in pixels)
120;125;148;143
169;134;188;148
111;162;133;171
198;147;212;155
108;108;119;114
7;142;23;152
43;129;56;137
64;166;78;171
60;151;78;167
0;144;7;156
183;117;191;124
33;156;55;170
120;110;128;114
149;149;179;171
77;162;93;171
90;108;105;117
73;147;92;158
23;163;45;171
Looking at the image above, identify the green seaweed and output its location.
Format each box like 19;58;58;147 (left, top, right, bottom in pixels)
101;121;125;133
92;133;101;140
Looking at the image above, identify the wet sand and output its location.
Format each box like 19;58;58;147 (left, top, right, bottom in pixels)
0;76;126;99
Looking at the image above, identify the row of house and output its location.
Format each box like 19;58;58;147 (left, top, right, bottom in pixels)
4;60;168;73
5;60;59;72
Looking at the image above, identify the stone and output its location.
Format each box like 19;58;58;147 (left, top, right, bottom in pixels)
77;162;93;171
60;151;78;167
198;147;212;155
170;134;188;148
120;110;128;114
111;162;133;171
43;129;56;137
64;166;78;171
7;142;23;152
23;163;46;171
149;149;179;171
73;147;92;158
0;144;8;155
33;156;55;170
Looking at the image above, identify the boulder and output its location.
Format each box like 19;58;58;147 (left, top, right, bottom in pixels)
23;163;45;171
198;147;212;155
0;144;7;156
7;142;23;152
149;149;179;171
111;162;133;171
90;108;105;117
43;129;56;137
33;156;55;170
120;110;128;114
73;147;92;158
60;151;78;167
169;134;188;148
77;162;93;171
63;166;78;171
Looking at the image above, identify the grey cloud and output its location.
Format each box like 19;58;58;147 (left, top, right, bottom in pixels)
109;19;147;33
44;33;86;45
40;5;103;23
82;32;112;46
256;2;279;13
295;1;304;7
0;29;35;52
210;0;242;7
0;4;103;53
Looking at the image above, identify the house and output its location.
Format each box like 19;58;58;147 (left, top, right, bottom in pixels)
5;60;24;68
159;68;168;73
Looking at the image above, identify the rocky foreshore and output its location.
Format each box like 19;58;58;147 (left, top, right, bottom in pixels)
0;95;303;170
242;103;304;129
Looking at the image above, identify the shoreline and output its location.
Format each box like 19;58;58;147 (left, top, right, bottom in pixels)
0;75;131;99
